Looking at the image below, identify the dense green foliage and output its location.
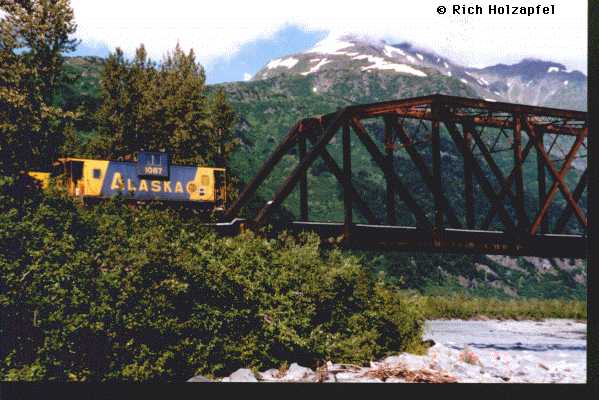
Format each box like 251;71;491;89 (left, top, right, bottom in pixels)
415;294;585;321
82;44;236;167
0;178;424;381
0;0;78;174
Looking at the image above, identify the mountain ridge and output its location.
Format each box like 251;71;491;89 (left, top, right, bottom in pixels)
251;34;586;111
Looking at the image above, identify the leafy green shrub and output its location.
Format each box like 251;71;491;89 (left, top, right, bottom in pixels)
0;179;424;381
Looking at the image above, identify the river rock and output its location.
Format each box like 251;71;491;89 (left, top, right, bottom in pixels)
259;368;282;381
335;372;383;383
281;363;316;382
229;368;258;382
452;361;482;377
335;372;363;382
383;353;429;370
353;378;385;383
187;374;211;382
385;377;407;383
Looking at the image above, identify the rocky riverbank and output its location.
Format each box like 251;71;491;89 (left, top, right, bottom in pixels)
190;319;586;383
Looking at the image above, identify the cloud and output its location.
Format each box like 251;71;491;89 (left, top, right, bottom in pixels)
243;72;252;81
70;0;586;72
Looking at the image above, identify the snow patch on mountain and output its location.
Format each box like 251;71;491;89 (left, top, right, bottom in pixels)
306;37;354;55
384;45;405;57
267;57;299;69
359;55;427;76
301;58;331;76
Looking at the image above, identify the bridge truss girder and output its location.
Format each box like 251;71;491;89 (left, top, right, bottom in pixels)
222;94;588;257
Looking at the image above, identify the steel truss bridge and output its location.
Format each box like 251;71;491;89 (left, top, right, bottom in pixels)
217;94;588;258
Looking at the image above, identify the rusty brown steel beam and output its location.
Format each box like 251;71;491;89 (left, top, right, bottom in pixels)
437;94;586;119
347;94;440;117
536;130;548;234
526;122;588;235
306;146;379;225
383;115;397;225
513;113;527;234
362;109;584;135
350;117;431;229
464;125;475;229
343;121;352;238
392;116;462;228
286;221;586;258
253;110;347;227
554;169;588;234
481;138;535;230
298;135;308;220
444;121;518;234
308;123;380;225
225;121;302;219
341;94;586;120
431;101;444;231
466;120;531;229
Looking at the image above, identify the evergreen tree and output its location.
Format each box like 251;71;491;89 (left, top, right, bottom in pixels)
92;48;129;158
0;0;78;174
93;46;158;159
94;43;237;168
157;44;210;165
209;87;237;167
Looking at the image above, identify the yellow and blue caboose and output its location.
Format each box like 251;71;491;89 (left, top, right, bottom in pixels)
29;152;227;211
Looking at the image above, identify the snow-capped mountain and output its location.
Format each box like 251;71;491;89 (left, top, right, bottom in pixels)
251;35;586;111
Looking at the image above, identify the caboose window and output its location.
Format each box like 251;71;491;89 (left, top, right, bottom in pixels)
201;175;210;186
150;154;161;166
93;169;101;179
67;161;84;181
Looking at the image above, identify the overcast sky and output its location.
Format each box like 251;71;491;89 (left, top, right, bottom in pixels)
68;0;587;82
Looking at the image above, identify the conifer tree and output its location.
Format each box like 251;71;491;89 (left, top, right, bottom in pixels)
157;44;210;165
94;42;238;168
0;0;78;174
94;45;158;159
209;87;237;167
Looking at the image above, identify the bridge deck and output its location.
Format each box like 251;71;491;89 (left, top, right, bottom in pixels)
211;219;586;257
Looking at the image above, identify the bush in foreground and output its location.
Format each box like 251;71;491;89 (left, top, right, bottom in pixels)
0;180;424;381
